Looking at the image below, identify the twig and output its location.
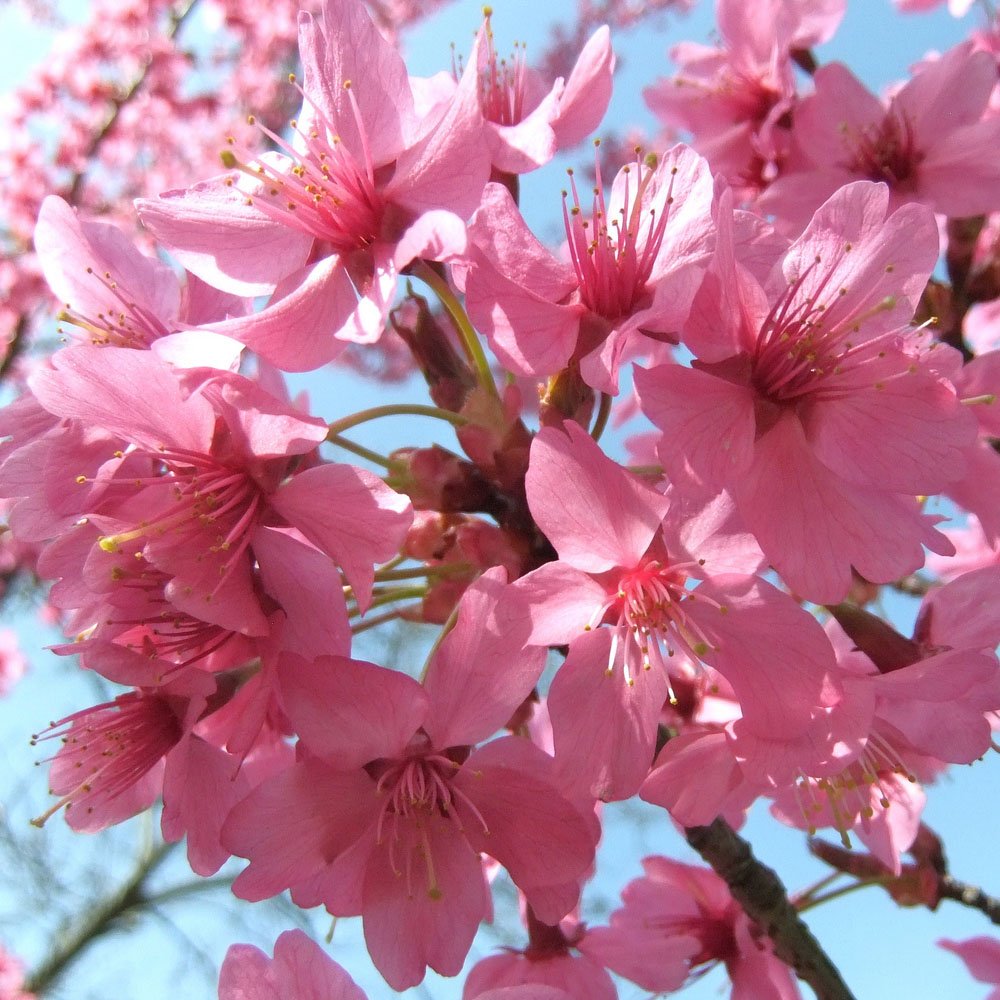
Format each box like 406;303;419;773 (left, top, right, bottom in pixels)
685;818;857;1000
939;876;1000;926
24;839;176;994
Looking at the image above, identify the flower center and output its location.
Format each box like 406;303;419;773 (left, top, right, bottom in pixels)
472;10;528;126
563;150;675;320
58;266;170;349
30;692;181;827
842;112;921;188
222;78;384;252
749;264;908;408
587;553;720;692
94;448;263;597
369;741;487;900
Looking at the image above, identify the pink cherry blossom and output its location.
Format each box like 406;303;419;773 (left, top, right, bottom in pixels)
218;930;367;1000
516;421;838;800
29;670;213;834
21;346;411;635
761;42;1000;226
581;856;800;998
34;195;246;368
137;0;491;371
637;181;975;603
644;0;844;195
461;144;715;393
462;12;614;175
223;570;595;990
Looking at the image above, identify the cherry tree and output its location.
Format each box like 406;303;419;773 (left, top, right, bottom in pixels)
2;0;1000;998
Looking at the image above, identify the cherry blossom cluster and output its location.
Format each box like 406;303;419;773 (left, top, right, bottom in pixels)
0;0;688;381
5;0;1000;996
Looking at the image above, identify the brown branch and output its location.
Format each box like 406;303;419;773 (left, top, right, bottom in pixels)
939;876;1000;926
24;839;176;995
65;0;202;204
685;818;857;1000
0;313;31;382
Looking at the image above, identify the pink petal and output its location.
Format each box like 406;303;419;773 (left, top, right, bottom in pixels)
806;370;974;494
297;3;413;165
895;43;995;141
423;568;546;748
225;759;376;901
272;929;368;1000
939;937;1000;987
736;412;949;603
362;815;489;989
635;361;757;492
205;256;357;371
137;182;312;295
917;119;1000;218
513;561;611;646
387;33;490;220
917;566;1000;649
458;738;595;920
35;196;181;334
29;345;215;454
780;182;938;339
466;184;577;301
393;209;468;269
527;422;671;573
272;463;413;612
641;731;752;827
280;654;427;768
690;575;837;737
547;628;669;800
162;734;249;876
219;944;278;1000
549;26;615;148
253;527;351;658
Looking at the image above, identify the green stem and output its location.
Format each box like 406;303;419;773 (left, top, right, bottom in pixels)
352;586;428;614
327;433;398;470
411;260;499;401
793;870;844;907
590;392;612;441
797;878;881;913
419;597;463;682
375;563;472;583
351;604;423;634
326;403;469;438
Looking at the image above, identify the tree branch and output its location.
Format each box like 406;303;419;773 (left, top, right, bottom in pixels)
939;876;1000;926
685;818;857;1000
24;839;176;994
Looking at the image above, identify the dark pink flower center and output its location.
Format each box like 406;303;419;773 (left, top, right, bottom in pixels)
474;14;529;126
842;112;921;189
31;692;181;827
97;449;263;588
92;559;244;673
563;152;674;320
749;264;908;408
796;729;916;847
589;553;720;689
223;80;384;251
59;267;171;349
370;741;487;899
